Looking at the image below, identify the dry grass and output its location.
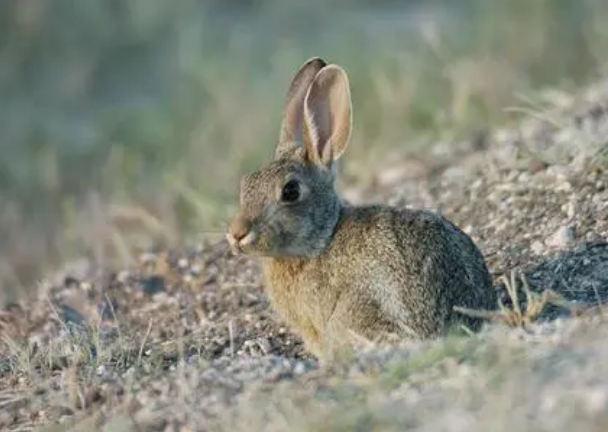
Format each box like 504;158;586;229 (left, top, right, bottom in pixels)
454;270;599;328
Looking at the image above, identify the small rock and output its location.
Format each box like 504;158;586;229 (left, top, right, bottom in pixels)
293;362;307;376
545;225;576;249
256;337;272;355
563;200;578;220
139;252;157;265
63;276;80;287
190;263;202;275
471;178;483;190
57;303;86;327
140;275;166;296
517;171;531;183
571;152;592;171
116;270;130;284
96;364;108;378
531;240;545;255
546;165;571;181
555;181;573;193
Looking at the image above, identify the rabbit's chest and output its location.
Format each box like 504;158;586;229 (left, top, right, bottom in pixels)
262;261;333;329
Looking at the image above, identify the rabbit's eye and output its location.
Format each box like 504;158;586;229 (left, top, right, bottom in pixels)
281;179;301;203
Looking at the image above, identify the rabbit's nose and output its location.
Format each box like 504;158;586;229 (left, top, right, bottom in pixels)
226;217;255;254
229;217;251;242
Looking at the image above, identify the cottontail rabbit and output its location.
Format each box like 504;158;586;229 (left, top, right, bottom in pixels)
226;57;497;360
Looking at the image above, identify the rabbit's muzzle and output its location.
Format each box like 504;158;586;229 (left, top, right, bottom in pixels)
226;215;258;255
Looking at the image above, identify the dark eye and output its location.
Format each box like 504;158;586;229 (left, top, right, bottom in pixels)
281;179;301;203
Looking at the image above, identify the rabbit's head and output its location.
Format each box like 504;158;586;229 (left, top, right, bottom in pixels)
226;57;353;258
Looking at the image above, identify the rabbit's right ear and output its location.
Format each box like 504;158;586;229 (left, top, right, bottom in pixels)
275;57;327;159
301;64;352;170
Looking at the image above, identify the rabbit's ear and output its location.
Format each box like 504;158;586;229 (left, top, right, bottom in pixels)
302;64;352;169
276;57;327;159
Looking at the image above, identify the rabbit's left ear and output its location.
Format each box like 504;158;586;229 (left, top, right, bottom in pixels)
276;57;327;159
302;64;353;169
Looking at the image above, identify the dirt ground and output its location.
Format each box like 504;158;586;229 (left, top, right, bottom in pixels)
1;79;608;432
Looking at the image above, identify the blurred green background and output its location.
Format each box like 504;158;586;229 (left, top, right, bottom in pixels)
1;0;607;302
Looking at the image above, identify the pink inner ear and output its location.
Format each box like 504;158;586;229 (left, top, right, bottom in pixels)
300;64;352;166
306;99;334;166
316;100;330;154
320;137;333;165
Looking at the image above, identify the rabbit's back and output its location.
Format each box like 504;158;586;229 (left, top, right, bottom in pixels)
323;204;497;338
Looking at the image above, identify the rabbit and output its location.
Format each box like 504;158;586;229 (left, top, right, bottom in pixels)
225;56;497;360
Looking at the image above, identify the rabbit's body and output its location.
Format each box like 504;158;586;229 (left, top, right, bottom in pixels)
261;204;494;358
226;57;497;360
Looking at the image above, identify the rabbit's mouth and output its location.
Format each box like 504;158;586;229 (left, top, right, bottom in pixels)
227;229;297;258
226;230;259;255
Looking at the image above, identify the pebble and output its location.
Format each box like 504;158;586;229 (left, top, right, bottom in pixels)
139;252;157;265
140;275;166;296
545;225;576;249
517;172;531;183
293;362;307;376
471;178;483;189
530;240;545;255
563;200;578;220
56;303;86;327
116;270;130;284
546;165;571;181
190;264;202;275
96;365;108;378
256;338;272;355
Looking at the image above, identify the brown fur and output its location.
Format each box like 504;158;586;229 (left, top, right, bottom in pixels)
226;57;497;360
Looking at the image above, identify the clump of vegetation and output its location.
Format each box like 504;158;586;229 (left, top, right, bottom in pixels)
454;270;596;328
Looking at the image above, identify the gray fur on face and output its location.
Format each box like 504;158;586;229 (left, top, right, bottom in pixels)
238;154;340;258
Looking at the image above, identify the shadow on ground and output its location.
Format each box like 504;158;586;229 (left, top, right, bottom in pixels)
519;240;608;320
